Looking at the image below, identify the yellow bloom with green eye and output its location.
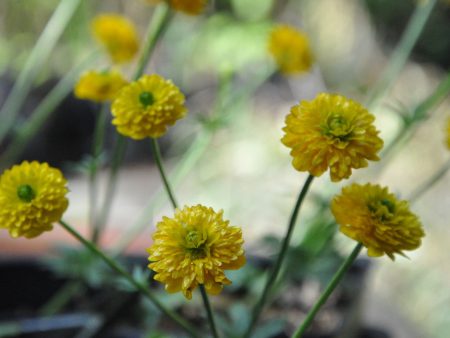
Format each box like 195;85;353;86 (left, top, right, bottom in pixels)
74;70;128;102
147;205;246;299
282;93;383;182
111;74;187;139
0;161;69;239
92;14;139;63
331;183;425;260
268;24;313;75
147;0;207;15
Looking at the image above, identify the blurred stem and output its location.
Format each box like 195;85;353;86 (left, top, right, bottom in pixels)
38;280;84;316
94;3;172;241
90;103;110;244
151;138;178;209
381;72;450;160
409;158;450;203
292;243;363;338
0;0;82;145
199;285;220;338
244;175;315;338
0;52;98;169
365;0;437;109
58;220;201;338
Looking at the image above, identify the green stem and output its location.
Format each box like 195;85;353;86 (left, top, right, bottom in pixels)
365;0;437;109
151;138;178;209
292;243;363;338
381;71;450;160
409;158;450;203
0;0;82;145
0;52;98;169
90;103;110;244
133;3;172;80
58;220;201;338
38;280;84;316
244;174;315;338
200;285;220;338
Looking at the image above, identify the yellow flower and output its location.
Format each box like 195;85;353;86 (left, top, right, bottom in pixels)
111;74;187;139
147;205;246;299
268;24;313;75
0;161;69;239
147;0;207;15
331;183;425;260
281;93;383;182
92;14;139;63
74;70;128;102
446;116;450;149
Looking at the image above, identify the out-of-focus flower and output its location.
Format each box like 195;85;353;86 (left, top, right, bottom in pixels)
111;74;187;139
92;14;139;63
268;24;313;75
74;70;128;102
0;161;69;238
147;0;207;15
147;205;245;299
281;93;383;182
331;183;425;260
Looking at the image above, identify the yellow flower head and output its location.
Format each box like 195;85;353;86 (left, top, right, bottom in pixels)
331;183;425;260
0;161;69;239
446;116;450;150
111;74;187;139
268;24;313;75
147;205;246;299
281;93;384;182
147;0;207;15
92;14;139;63
74;70;128;102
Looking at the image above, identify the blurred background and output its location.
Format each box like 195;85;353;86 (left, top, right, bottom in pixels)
0;0;449;337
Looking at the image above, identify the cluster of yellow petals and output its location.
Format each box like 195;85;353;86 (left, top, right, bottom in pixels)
91;14;139;64
332;183;425;260
268;24;313;75
74;70;128;102
147;0;207;15
282;93;384;182
111;74;187;139
0;161;69;239
147;205;245;299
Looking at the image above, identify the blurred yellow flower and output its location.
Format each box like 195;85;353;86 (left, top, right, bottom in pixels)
147;0;207;15
268;24;313;75
331;183;425;260
446;117;450;149
111;74;187;139
147;205;245;299
92;14;139;63
281;93;383;182
0;161;69;239
74;70;128;102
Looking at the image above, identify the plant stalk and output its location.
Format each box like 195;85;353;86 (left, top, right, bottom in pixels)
292;243;363;338
244;174;315;338
58;220;201;338
200;285;220;338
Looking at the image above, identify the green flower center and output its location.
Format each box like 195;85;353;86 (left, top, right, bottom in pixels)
139;91;155;107
17;184;36;203
324;114;352;140
185;230;207;259
368;198;396;221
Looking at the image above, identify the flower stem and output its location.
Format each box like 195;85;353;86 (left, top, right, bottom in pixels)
244;174;315;338
200;285;220;338
58;220;201;338
292;242;363;338
365;0;437;109
0;0;82;145
151;138;179;209
90;103;110;244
